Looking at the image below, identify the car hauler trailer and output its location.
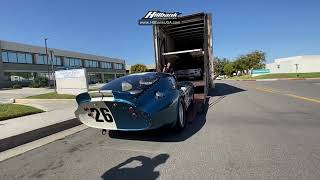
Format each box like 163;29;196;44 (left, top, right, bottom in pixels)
153;12;214;111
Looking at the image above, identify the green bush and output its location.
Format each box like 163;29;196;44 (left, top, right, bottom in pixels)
12;84;22;89
130;64;147;74
30;76;48;88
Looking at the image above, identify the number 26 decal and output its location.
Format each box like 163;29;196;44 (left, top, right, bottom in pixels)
90;108;114;123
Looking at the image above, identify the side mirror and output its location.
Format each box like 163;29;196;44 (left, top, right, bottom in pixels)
155;92;165;99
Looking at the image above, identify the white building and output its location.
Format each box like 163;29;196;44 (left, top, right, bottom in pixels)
266;55;320;74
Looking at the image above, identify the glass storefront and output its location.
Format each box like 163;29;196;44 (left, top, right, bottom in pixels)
116;74;125;78
104;74;115;83
88;73;102;84
4;72;35;82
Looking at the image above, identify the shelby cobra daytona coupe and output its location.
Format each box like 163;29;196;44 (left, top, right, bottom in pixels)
75;72;194;131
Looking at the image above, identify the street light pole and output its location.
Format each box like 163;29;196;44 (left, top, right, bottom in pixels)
50;50;57;92
44;38;50;87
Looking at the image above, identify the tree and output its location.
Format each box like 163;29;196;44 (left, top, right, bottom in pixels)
213;57;230;75
130;64;147;74
246;50;266;69
223;63;235;76
232;50;266;75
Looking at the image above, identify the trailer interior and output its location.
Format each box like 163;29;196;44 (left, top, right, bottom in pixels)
156;14;206;83
154;13;212;116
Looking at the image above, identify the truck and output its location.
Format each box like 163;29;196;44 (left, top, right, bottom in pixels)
153;12;214;108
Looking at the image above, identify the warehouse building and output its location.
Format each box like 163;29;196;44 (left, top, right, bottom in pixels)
0;40;126;88
266;55;320;74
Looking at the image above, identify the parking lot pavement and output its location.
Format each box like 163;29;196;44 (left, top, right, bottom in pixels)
0;88;53;103
1;80;320;179
238;79;320;100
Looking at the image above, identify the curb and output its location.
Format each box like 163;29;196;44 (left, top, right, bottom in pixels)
0;118;81;152
14;98;75;103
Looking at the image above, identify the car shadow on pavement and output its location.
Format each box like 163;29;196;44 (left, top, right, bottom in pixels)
101;154;169;180
209;83;246;96
108;112;207;142
108;83;245;142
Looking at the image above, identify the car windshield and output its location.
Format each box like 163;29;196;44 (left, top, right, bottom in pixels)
101;73;159;94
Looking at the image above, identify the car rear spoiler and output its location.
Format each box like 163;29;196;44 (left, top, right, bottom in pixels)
76;90;115;104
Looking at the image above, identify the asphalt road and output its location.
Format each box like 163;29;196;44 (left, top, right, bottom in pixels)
1;80;320;179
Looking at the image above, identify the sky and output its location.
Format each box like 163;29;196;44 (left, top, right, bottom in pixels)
1;0;320;65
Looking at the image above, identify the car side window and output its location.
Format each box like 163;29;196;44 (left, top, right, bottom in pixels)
168;77;176;89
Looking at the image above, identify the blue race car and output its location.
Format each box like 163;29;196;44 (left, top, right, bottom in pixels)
75;72;194;132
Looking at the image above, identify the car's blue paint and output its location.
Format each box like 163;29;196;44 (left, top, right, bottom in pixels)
75;72;194;131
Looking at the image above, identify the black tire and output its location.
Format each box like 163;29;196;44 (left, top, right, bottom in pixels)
189;93;194;109
174;99;186;131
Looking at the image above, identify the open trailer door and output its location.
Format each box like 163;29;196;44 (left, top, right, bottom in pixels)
153;12;213;111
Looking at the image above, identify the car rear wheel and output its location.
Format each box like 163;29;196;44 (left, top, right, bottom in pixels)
190;94;194;108
174;99;186;131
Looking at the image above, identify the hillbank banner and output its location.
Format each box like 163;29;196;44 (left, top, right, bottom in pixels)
139;11;181;25
251;69;270;77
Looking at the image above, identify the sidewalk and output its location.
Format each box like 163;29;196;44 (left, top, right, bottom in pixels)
0;88;53;103
0;99;79;151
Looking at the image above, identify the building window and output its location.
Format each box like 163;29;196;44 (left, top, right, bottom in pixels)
17;53;26;63
26;54;33;64
101;62;113;69
52;56;62;66
1;51;33;64
2;51;9;62
8;52;18;63
65;57;82;67
114;63;124;70
85;60;99;68
37;54;48;64
277;64;280;69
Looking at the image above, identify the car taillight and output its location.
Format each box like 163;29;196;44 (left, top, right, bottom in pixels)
132;112;138;119
128;107;138;119
128;106;134;113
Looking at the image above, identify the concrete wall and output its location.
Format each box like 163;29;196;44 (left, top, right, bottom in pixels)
266;56;320;74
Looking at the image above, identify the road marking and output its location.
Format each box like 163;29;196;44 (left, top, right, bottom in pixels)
255;87;278;93
285;94;320;104
0;125;88;162
254;86;320;104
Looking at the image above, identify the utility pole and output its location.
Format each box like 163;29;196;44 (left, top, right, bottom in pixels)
50;50;57;92
44;38;50;87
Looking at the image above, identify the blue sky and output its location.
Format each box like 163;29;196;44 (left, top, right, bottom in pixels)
1;0;320;64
